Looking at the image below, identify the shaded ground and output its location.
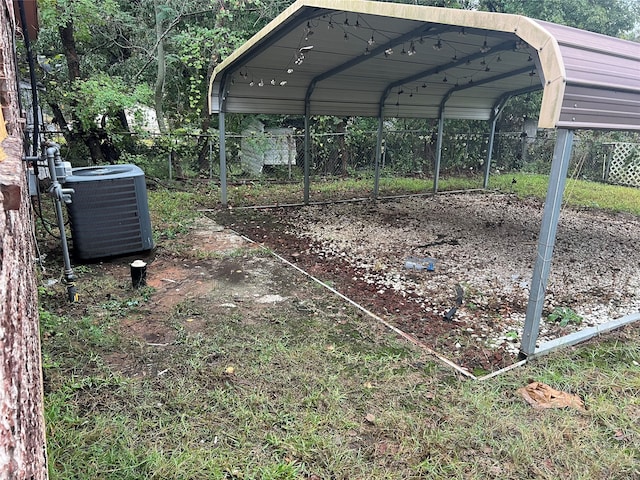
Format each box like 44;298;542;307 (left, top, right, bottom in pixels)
55;217;394;380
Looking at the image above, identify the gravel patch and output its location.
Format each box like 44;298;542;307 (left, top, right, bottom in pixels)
281;192;640;359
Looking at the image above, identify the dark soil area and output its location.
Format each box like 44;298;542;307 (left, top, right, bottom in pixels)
215;206;516;373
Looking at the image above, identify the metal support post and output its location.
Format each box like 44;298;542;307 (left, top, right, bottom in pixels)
520;129;574;356
209;137;213;180
303;112;311;204
433;115;444;193
373;112;384;199
484;116;498;189
219;111;227;206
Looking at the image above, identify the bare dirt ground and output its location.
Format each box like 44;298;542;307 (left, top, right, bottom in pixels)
215;191;640;373
69;191;640;375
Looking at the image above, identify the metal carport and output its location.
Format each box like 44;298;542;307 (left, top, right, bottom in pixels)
209;0;640;359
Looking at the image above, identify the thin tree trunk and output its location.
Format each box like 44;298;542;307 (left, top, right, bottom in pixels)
196;55;219;171
154;0;168;134
58;20;106;164
59;22;80;80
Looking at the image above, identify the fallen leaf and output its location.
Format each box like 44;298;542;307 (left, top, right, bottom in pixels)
516;381;586;412
365;413;376;424
363;381;373;389
224;366;235;375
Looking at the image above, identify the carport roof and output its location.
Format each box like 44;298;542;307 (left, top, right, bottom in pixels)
209;0;640;131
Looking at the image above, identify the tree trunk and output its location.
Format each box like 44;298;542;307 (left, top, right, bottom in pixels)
154;0;168;134
59;22;81;80
58;19;108;164
337;118;349;176
0;5;48;476
86;129;107;164
196;54;219;171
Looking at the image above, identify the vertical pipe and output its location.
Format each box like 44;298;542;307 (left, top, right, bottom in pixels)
17;0;40;158
46;145;77;301
484;116;498;189
433;115;444;193
373;110;384;199
219;111;228;207
303;112;311;204
520;129;574;356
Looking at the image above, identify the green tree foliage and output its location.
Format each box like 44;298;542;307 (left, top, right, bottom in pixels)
479;0;639;152
35;0;280;164
480;0;639;37
33;0;638;170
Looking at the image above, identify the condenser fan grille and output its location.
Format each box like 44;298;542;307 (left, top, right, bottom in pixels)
65;165;154;260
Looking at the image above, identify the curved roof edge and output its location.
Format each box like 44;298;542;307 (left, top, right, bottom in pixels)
209;0;640;131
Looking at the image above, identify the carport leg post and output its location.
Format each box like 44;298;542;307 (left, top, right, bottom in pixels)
303;113;310;204
373;113;384;199
520;128;574;357
209;137;213;180
484;116;498;188
434;115;444;193
219;111;228;207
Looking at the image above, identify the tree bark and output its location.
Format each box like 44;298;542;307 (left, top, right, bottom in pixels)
57;20;109;164
59;22;81;81
196;53;219;171
0;5;48;476
154;0;168;134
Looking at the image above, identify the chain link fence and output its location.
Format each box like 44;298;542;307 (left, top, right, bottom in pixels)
44;126;638;187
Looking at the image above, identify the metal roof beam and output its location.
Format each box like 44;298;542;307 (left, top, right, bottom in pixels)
380;40;516;104
436;65;533;119
230;8;331;74
218;8;331;109
441;65;536;109
490;84;543;120
305;24;445;104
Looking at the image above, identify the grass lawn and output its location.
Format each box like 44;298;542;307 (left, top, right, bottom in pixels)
40;176;640;479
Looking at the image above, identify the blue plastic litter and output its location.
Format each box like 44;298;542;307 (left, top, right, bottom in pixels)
404;256;437;272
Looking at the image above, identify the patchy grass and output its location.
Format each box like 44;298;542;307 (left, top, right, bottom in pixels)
41;285;640;479
40;180;640;479
491;173;640;215
148;189;201;240
209;173;640;217
218;175;486;207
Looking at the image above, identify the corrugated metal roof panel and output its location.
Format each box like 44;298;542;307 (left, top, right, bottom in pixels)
536;21;640;131
210;0;640;132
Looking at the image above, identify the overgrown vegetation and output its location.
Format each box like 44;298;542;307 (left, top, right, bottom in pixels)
27;0;639;173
